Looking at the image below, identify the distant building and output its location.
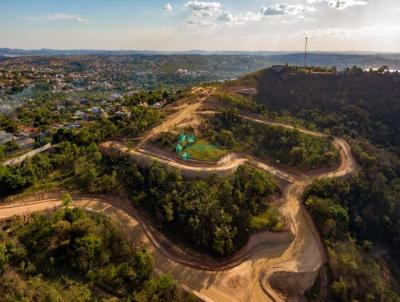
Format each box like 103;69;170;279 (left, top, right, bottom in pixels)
126;90;139;97
109;93;122;101
88;107;106;119
73;110;88;120
0;104;12;115
176;68;189;75
21;127;39;137
66;122;81;130
80;99;89;106
151;99;167;109
114;109;131;118
0;131;14;145
56;105;66;112
89;107;102;114
271;65;286;73
15;137;35;148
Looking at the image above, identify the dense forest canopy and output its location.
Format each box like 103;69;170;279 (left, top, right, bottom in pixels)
0;208;195;302
202;111;339;169
103;155;283;257
251;67;400;151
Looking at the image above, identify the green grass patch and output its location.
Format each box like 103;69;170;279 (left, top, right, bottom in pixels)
185;140;227;161
250;206;285;232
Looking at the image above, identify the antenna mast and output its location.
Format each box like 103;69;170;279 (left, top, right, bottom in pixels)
304;36;308;68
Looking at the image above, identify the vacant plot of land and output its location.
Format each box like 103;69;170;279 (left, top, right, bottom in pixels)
186;139;227;161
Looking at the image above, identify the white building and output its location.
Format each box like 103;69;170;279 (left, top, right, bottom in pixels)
0;131;14;145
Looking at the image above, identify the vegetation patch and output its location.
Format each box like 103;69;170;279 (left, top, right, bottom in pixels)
0;208;195;302
103;155;284;257
185;139;227;162
250;207;286;232
303;177;400;302
202;111;339;169
153;132;228;162
214;93;266;113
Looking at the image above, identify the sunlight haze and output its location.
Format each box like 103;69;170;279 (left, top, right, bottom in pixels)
1;0;399;52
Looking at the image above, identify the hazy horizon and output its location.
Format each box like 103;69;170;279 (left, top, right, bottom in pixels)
1;0;399;52
1;48;399;55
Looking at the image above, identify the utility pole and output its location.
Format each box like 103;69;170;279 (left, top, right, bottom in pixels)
304;36;308;68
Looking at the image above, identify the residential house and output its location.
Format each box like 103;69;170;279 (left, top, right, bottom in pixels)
0;131;13;145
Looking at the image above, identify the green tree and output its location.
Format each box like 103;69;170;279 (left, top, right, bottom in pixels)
0;243;8;271
134;275;176;302
61;192;72;207
72;234;104;271
218;130;235;148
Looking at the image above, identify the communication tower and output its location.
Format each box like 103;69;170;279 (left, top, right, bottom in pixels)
304;36;308;67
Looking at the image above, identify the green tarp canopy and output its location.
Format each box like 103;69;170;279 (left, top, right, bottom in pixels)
187;134;196;145
182;152;190;161
176;144;183;153
178;133;186;144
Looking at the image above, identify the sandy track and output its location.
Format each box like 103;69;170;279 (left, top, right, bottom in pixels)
0;92;358;302
136;89;212;149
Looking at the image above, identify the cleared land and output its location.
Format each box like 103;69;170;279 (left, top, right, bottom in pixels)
185;140;227;162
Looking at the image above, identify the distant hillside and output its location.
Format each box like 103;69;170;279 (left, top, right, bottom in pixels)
0;48;280;57
1;48;400;70
264;53;400;70
242;66;400;149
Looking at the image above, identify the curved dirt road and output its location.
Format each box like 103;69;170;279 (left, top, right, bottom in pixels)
0;96;358;302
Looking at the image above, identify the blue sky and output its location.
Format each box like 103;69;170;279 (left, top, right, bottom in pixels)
0;0;399;51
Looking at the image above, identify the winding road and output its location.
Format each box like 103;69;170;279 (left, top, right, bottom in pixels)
0;91;358;302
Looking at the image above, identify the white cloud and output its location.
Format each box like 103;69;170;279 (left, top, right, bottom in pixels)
216;12;233;22
163;3;173;12
185;1;311;26
183;1;223;25
260;3;315;16
307;0;368;9
183;0;222;19
217;11;261;24
27;13;89;23
184;1;222;15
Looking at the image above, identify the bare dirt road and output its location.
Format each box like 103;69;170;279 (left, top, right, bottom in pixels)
0;91;358;302
136;88;212;149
